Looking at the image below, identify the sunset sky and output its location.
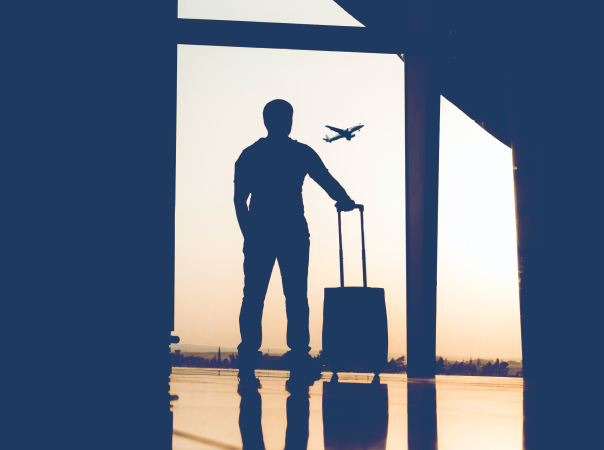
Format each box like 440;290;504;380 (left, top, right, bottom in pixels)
174;1;522;359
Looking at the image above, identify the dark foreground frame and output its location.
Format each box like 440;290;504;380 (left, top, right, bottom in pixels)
6;1;601;449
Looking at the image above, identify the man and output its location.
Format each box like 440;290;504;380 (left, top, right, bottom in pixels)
234;99;356;386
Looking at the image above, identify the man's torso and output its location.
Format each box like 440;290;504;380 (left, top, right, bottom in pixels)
235;137;322;237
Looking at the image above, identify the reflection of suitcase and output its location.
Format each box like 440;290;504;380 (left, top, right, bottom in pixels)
323;382;388;450
322;205;388;376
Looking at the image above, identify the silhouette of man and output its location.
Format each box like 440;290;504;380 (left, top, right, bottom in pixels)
234;99;356;385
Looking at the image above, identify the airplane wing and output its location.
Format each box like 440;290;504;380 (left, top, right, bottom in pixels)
328;134;344;142
326;125;345;134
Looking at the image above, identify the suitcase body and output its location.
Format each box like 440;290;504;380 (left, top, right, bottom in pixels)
323;286;388;374
322;205;388;375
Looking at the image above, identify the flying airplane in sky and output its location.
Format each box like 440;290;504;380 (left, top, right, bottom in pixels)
323;124;364;143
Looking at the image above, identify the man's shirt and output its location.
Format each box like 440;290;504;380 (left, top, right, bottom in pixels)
234;136;350;237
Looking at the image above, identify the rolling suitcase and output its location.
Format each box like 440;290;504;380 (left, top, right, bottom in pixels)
322;204;388;377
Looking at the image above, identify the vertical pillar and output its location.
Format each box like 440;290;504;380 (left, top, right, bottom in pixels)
405;53;440;378
508;10;601;449
508;70;543;380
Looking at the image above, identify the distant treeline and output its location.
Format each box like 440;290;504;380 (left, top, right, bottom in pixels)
383;356;522;377
435;357;521;377
170;351;317;371
171;351;522;377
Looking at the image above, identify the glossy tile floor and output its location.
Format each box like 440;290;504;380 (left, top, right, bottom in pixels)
171;368;524;449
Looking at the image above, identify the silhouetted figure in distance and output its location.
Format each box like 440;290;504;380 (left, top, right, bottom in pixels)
235;99;356;385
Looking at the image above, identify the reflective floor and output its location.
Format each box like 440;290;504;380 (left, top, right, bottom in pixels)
171;368;524;449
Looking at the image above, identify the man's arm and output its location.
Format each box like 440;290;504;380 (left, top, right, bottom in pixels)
307;149;356;211
234;156;252;238
234;182;251;238
310;165;346;200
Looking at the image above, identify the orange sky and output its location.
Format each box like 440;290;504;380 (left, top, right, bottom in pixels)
174;42;521;359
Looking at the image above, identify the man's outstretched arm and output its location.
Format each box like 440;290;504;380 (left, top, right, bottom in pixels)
312;170;356;211
308;152;356;211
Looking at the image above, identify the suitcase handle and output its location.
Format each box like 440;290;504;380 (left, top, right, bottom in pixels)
337;204;367;288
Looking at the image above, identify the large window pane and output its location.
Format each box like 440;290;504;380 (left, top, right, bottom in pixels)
175;45;404;356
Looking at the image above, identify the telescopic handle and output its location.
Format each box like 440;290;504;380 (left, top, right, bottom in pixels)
337;204;367;288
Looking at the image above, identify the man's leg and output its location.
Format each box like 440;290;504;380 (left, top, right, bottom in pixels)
278;236;311;354
278;236;321;382
238;239;276;380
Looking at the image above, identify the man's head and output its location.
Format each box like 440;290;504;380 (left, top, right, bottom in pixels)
263;99;293;137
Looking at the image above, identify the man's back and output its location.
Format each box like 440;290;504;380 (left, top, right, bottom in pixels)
235;136;330;236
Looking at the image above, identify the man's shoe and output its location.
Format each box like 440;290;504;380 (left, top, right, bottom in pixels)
287;352;323;384
287;371;317;388
238;370;261;388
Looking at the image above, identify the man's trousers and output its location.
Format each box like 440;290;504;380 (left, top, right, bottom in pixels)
237;234;311;363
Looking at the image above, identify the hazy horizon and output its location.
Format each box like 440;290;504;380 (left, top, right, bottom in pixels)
171;342;523;362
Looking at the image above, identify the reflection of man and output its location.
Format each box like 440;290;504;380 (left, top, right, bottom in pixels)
284;384;310;450
238;388;265;450
234;99;356;385
238;384;310;450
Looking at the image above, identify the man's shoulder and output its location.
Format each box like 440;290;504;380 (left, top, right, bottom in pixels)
289;139;317;157
236;137;318;164
236;139;265;164
242;138;266;153
288;137;309;148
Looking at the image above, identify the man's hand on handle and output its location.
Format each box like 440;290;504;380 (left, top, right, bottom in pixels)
336;197;357;212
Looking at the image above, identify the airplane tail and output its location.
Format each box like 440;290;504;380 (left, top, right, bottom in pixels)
323;134;330;142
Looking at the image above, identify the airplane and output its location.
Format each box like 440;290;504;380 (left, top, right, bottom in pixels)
323;124;364;143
